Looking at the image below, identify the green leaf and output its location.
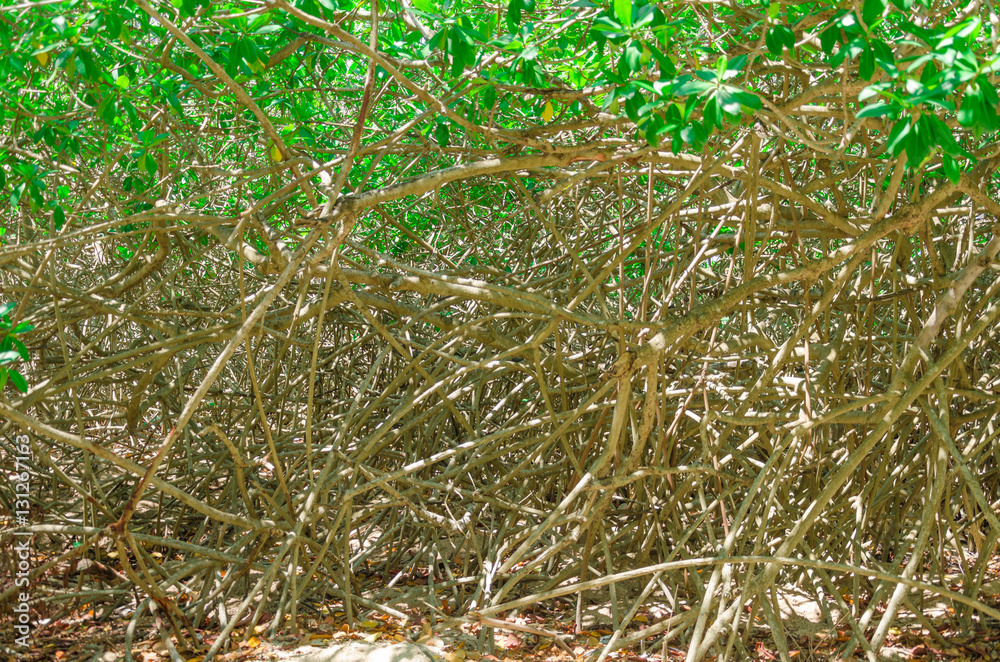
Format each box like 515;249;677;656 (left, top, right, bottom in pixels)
101;97;117;124
0;302;14;318
980;79;999;106
731;89;761;110
614;0;633;28
242;38;266;74
506;0;522;29
105;12;122;39
774;25;795;52
767;1;780;20
703;94;722;128
434;121;450;147
10;182;25;207
836;12;857;29
820;26;839;55
859;81;891;101
8;368;27;393
958;84;981;127
905;116;931;165
648;44;675;77
297;126;316;146
765;27;782;57
947;17;981;40
429;28;446;51
678;123;696;147
253;24;283;35
862;0;887;27
859;46;874;80
633;4;656;28
450;38;468;76
623;93;643;123
53;204;65;229
856;103;899;118
927;115;969;157
919;59;937;85
726;54;748;75
886;119;911;156
0;350;20;366
871;39;896;76
716;88;741;115
167;93;183;117
593;15;624;35
643;113;664;147
830;38;865;68
624;41;642;72
673;79;712;95
226;39;243;77
481;85;497;110
11;337;28;361
942;154;960;183
28;184;44;212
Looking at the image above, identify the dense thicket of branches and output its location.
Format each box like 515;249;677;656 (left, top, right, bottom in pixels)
2;0;1000;660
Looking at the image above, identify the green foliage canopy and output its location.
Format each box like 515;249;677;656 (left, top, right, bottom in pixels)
2;0;997;239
